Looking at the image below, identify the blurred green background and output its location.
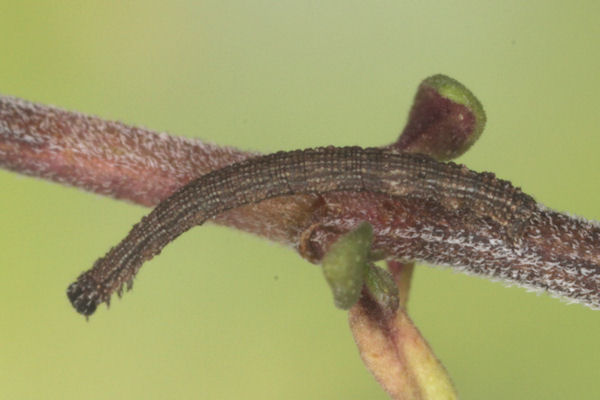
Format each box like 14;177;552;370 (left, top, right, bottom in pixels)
1;1;599;399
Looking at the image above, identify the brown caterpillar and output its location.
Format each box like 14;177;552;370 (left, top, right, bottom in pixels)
67;146;536;316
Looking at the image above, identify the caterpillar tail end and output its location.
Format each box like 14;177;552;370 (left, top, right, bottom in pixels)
66;274;101;317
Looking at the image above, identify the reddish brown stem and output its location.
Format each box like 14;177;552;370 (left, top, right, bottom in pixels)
2;88;599;310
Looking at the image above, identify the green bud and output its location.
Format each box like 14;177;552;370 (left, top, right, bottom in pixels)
322;222;373;309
